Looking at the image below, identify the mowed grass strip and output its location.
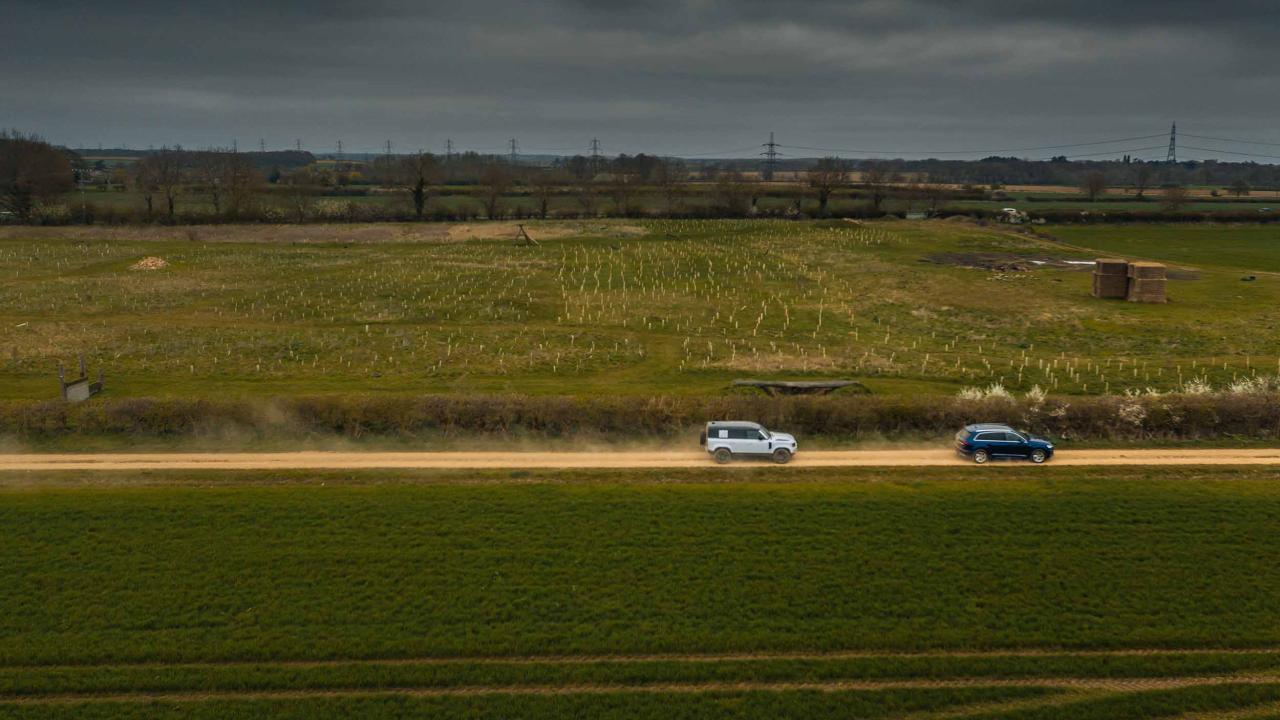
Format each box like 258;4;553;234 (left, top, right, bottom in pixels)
0;687;1056;720
6;468;1280;668
4;653;1280;697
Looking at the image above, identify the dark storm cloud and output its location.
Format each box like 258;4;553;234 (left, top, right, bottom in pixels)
2;0;1277;157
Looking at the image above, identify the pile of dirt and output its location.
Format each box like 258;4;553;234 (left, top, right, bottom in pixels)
129;257;169;271
922;253;1029;272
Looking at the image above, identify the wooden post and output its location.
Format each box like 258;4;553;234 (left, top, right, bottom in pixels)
516;224;539;246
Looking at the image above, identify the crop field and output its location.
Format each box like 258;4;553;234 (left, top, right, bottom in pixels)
3;219;1279;401
7;466;1280;718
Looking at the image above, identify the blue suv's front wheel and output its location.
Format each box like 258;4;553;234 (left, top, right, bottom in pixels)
1030;449;1048;464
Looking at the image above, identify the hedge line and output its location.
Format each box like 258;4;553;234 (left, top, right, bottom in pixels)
2;394;1278;442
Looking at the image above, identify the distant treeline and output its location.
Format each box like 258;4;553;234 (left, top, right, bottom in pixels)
5;130;1280;225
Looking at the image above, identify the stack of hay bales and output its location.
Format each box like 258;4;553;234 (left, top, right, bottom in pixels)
1126;261;1168;303
1092;258;1130;299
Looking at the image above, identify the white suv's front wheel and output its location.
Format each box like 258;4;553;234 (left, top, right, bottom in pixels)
713;448;732;464
771;448;792;464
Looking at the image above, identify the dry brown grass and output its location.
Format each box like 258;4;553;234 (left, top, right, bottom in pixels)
0;221;650;245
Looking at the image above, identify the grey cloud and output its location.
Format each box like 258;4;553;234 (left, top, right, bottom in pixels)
1;0;1277;157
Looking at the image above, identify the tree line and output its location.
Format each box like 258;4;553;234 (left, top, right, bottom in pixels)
5;129;1280;226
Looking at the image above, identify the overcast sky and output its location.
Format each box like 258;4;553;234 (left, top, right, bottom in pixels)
3;0;1278;160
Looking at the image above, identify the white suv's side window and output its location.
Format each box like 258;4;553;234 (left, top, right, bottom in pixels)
716;429;728;439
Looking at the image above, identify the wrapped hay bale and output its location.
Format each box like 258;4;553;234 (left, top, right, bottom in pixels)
1092;274;1130;298
1125;261;1168;303
1095;258;1129;276
1092;258;1130;298
1127;261;1167;280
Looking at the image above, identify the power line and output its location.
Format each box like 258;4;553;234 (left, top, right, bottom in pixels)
1181;145;1280;161
778;133;1169;157
1181;132;1280;148
671;145;761;158
1040;145;1169;161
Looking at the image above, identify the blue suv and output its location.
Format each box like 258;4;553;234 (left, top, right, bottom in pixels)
955;423;1054;464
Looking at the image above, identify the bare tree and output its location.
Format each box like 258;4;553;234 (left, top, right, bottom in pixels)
193;151;227;215
281;167;323;222
713;171;754;216
1161;185;1190;213
1231;179;1251;197
575;178;600;217
220;154;262;219
653;159;685;214
861;164;891;213
373;152;439;219
128;158;159;219
807;157;846;216
0;130;74;222
530;168;565;219
149;147;185;219
923;181;952;215
480;162;511;219
608;173;637;216
1080;170;1107;201
1132;163;1153;198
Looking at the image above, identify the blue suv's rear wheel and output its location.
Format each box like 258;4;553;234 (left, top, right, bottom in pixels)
973;449;990;464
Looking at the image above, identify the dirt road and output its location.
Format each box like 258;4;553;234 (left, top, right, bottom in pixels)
2;448;1280;471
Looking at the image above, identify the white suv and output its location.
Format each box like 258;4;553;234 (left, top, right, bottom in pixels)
700;421;798;464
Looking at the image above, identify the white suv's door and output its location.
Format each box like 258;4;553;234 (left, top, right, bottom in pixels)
736;428;771;456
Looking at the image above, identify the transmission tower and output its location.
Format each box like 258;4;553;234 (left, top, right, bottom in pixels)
508;138;519;165
1166;123;1177;163
384;140;393;158
295;138;302;152
258;138;266;153
445;139;454;162
589;138;603;176
760;131;781;181
336;140;343;160
231;138;238;153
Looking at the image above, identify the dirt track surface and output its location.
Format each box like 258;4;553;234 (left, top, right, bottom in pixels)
3;448;1280;471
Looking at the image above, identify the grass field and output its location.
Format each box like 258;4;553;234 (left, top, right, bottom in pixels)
1051;223;1280;273
7;466;1280;717
3;219;1279;401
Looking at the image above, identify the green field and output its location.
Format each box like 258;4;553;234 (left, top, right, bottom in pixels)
3;219;1279;400
1051;223;1280;273
7;466;1280;717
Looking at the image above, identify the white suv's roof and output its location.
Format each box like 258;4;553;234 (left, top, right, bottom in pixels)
707;420;763;428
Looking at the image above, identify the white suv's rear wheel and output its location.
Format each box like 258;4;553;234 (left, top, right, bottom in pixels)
771;448;792;464
713;448;732;464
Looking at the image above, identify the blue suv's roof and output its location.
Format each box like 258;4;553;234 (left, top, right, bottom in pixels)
964;423;1014;432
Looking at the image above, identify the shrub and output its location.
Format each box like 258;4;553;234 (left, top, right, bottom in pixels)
4;392;1280;444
